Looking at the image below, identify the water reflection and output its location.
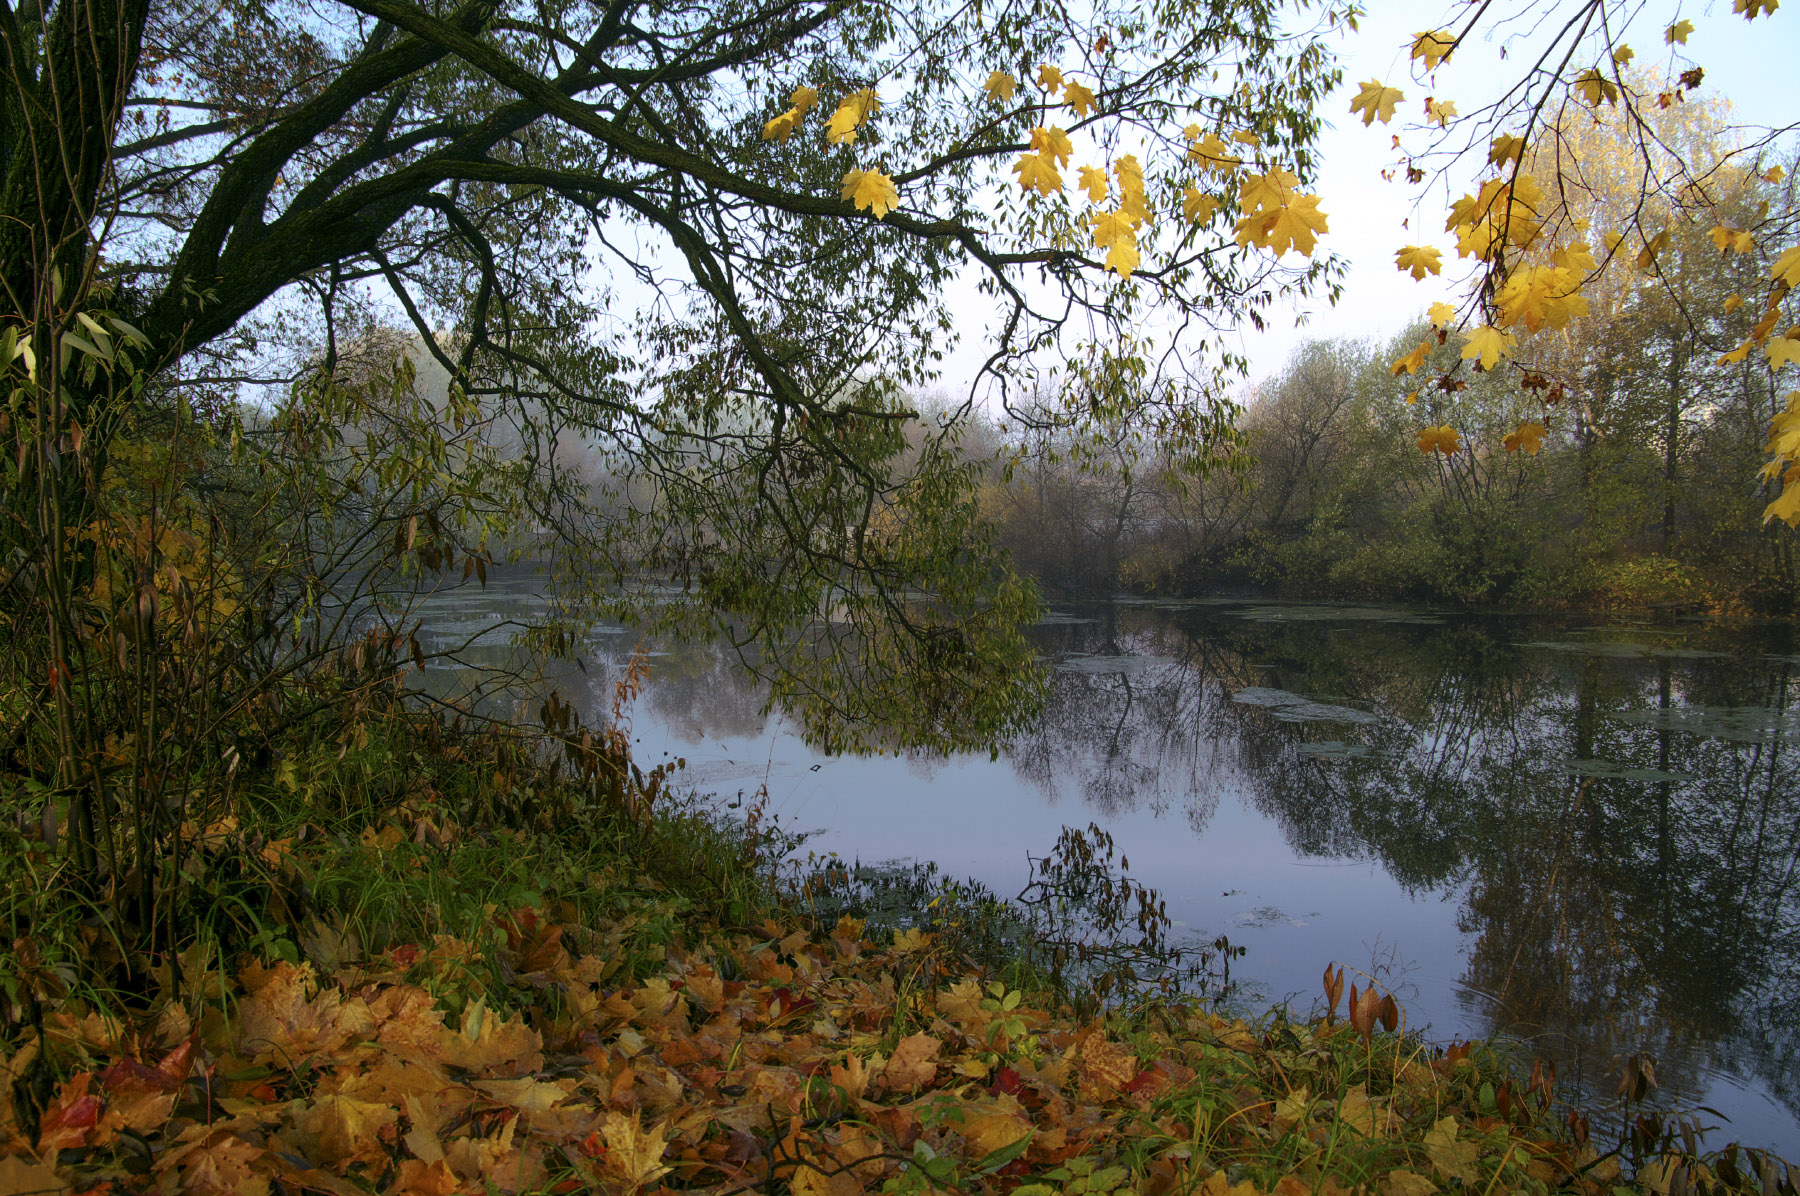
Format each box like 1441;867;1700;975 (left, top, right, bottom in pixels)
412;587;1800;1153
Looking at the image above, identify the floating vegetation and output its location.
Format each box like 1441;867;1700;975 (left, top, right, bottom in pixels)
1235;604;1443;625
1563;758;1698;782
1231;686;1380;724
1297;739;1374;759
1612;704;1800;744
1519;640;1728;660
1054;653;1176;675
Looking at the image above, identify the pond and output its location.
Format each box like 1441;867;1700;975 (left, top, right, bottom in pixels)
413;581;1800;1156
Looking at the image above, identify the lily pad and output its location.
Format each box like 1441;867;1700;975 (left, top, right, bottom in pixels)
1297;740;1373;759
1521;641;1727;661
1231;687;1379;725
1054;653;1175;675
1236;605;1443;625
1563;759;1697;782
1612;705;1800;744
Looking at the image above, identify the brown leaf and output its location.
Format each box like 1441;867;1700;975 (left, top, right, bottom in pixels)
828;1052;874;1102
472;1077;571;1113
961;1112;1032;1159
1077;1034;1138;1095
293;1093;399;1170
0;1156;69;1195
236;961;375;1066
597;1110;672;1189
158;1128;271;1196
882;1033;941;1093
388;1158;461;1195
35;1073;107;1152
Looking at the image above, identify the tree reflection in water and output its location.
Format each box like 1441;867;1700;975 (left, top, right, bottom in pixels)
1011;604;1800;1139
414;587;1800;1145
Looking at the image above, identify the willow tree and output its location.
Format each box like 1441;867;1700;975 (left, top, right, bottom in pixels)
0;0;1348;769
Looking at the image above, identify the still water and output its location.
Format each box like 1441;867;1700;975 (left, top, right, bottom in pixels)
416;584;1800;1155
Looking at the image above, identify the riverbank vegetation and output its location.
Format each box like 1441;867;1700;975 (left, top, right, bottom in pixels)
6;732;1791;1196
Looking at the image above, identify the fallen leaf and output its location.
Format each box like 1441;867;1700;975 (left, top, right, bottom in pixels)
883;1033;941;1092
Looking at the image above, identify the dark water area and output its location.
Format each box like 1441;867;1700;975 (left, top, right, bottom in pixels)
414;584;1800;1156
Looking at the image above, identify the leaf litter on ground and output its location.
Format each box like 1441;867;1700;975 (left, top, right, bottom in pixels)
0;827;1778;1196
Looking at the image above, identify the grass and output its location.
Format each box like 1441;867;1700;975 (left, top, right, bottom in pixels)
0;715;1792;1195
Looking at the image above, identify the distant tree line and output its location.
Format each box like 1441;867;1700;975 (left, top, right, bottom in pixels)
971;106;1799;613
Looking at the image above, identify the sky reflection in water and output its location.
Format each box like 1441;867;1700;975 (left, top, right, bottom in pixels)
417;588;1800;1156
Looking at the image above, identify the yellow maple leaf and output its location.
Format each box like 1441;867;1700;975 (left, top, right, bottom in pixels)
1395;245;1443;280
762;109;801;143
1416;425;1462;456
1426;98;1457;127
1767;165;1787;183
599;1111;673;1188
825;88;879;144
1489;134;1526;166
1574;68;1619;106
1411;30;1455;69
791;86;819;115
1613;45;1635;65
840;168;900;219
1236;193;1328;256
1504;420;1547;454
1114;154;1149;221
1637;228;1671;268
1766;480;1800;526
1338;1085;1389;1137
1428;301;1457;327
1406;391;1420;404
961;1112;1032;1160
1239;167;1298;213
1031;125;1073;167
1183;188;1219;223
1350;79;1404;126
1391;340;1432;376
1012;152;1063;196
1771;245;1800;287
1769;336;1800;370
1666;19;1695;43
1385;1169;1439;1196
1063;80;1096;117
1495;265;1588;332
1721;339;1755;365
1423;1117;1480;1183
1090;208;1135;249
1186;130;1243;172
1105;237;1141;279
983;71;1017;102
1552;242;1598;272
1078;165;1109;202
1233;128;1262;146
1734;0;1779;19
1273;1086;1313;1129
1768;395;1800;455
1462;325;1515;371
1037;63;1064;93
1725;293;1745;314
